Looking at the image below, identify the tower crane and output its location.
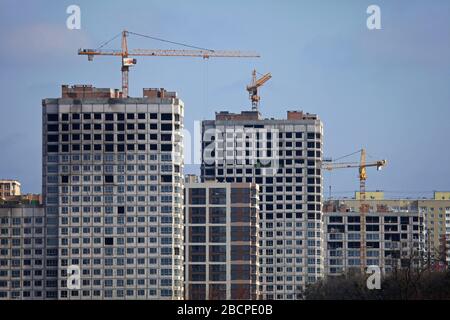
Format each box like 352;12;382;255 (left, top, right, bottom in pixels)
246;69;272;111
322;148;387;272
79;30;260;97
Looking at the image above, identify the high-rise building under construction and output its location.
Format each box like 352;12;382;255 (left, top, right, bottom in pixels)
42;85;184;299
201;110;324;299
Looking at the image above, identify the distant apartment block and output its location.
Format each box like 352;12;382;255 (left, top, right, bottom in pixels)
0;204;48;299
201;110;324;299
42;85;184;299
184;180;260;300
330;192;450;268
324;200;425;275
0;180;21;200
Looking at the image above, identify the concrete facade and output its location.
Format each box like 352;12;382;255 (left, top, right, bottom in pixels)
0;205;47;299
201;110;324;300
184;181;260;300
42;85;184;299
324;200;425;275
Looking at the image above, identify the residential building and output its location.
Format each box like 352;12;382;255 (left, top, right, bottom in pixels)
184;180;260;300
42;85;184;299
331;192;450;267
0;180;21;200
323;200;425;275
201;110;324;299
0;204;47;299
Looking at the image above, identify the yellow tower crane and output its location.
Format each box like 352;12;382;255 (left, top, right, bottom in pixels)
246;69;272;111
322;148;387;272
79;30;260;97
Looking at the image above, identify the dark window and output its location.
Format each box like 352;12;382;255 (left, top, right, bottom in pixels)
138;144;146;151
105;134;114;141
62;114;69;121
117;113;125;121
117;123;125;131
150;124;158;130
47;135;58;142
72;134;80;141
47;124;58;132
117;144;125;152
61;145;69;152
104;238;114;245
138;123;146;130
161;124;172;131
127;113;135;120
161;175;172;183
161;134;171;141
161;113;172;121
150;134;157;140
72;113;80;120
83;134;91;140
83;113;91;120
127;144;135;151
127;124;134;130
83;123;91;130
47;145;58;152
94;113;101;120
118;206;125;214
150;113;157;119
104;176;114;183
61;176;69;183
105;124;114;131
105;144;114;152
161;144;172;151
94;124;101;130
72;124;80;130
138;113;146;120
47;114;58;122
105;113;114;121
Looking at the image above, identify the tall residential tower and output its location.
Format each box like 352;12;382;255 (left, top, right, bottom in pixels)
201;110;324;299
42;85;184;299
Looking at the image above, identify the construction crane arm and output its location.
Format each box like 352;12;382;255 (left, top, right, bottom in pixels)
79;49;260;58
78;30;260;97
322;160;387;171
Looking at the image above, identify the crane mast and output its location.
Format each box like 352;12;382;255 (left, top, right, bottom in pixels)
246;69;272;111
79;30;260;97
322;149;387;273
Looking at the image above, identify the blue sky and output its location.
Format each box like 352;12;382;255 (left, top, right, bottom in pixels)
0;0;449;197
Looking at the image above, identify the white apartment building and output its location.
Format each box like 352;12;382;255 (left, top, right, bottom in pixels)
42;85;184;299
0;205;47;299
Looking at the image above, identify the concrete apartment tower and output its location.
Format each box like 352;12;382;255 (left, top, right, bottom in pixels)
42;85;184;299
323;200;425;275
184;180;260;300
201;110;324;299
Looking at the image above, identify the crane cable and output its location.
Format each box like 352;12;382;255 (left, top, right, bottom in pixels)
127;31;215;52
